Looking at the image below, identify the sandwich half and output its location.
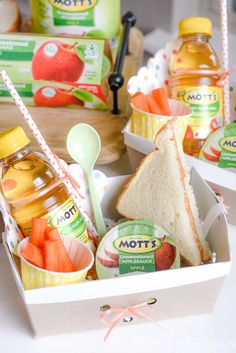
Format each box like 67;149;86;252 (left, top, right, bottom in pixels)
117;119;212;266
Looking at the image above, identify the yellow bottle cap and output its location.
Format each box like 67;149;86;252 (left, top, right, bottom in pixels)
179;17;212;37
0;127;30;159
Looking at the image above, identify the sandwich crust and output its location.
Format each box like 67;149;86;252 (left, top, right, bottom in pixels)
170;124;210;263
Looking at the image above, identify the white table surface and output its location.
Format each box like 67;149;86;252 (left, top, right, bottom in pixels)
0;222;235;353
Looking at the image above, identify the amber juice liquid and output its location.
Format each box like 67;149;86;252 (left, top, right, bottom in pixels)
170;35;223;157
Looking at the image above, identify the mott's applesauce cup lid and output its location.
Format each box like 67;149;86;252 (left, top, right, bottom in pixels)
0;127;30;159
96;219;180;279
199;122;236;171
179;17;212;37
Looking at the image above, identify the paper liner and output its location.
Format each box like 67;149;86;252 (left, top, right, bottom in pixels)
131;99;192;142
18;237;94;290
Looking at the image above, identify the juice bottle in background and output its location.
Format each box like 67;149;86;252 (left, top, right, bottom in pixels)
170;17;224;157
0;127;91;246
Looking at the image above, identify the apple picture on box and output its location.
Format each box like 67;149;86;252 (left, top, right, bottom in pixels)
32;41;85;82
34;86;83;107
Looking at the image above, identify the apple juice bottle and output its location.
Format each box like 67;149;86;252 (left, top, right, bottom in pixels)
0;127;91;245
170;17;224;157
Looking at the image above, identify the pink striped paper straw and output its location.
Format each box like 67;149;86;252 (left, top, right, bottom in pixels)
220;0;230;125
0;70;98;239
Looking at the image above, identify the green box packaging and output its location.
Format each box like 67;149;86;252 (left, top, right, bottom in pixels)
0;33;112;109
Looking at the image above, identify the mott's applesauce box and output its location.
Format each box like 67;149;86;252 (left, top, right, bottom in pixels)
199;122;236;172
0;33;112;109
96;219;180;279
29;0;121;59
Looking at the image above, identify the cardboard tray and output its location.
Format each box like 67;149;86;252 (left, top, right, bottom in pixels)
2;169;231;336
124;119;236;226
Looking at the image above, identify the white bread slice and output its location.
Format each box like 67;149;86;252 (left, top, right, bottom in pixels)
117;119;212;266
0;0;20;33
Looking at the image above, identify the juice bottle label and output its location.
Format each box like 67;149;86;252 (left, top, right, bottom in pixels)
43;196;90;243
176;86;224;139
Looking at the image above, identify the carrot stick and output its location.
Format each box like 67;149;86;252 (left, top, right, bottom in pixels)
146;95;162;115
45;227;60;241
30;218;48;250
44;239;75;273
131;92;150;112
44;240;59;272
55;240;76;272
21;242;44;268
152;87;171;115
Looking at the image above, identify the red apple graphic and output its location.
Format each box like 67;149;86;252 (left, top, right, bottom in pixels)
104;243;119;261
210;145;221;157
202;150;220;162
155;237;176;271
97;254;119;268
34;86;83;107
105;249;119;261
32;41;84;82
210;117;219;132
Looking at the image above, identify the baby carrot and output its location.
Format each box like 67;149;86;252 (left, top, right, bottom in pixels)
30;218;48;250
146;95;162;115
21;242;44;269
152;87;171;115
131;92;150;112
44;239;75;273
45;227;60;241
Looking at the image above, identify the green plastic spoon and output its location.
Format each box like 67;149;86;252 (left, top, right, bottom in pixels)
66;123;106;237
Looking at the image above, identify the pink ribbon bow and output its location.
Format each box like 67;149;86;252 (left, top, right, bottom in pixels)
100;300;166;341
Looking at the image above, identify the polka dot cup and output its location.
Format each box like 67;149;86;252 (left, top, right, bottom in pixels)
131;99;192;142
17;237;94;290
